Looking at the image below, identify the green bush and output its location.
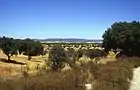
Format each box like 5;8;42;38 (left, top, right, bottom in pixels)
85;49;107;59
49;45;68;70
66;48;77;67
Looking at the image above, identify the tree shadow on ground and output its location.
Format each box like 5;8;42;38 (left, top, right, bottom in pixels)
0;58;26;65
30;60;42;62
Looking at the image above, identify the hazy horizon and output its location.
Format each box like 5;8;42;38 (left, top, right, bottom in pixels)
1;0;140;39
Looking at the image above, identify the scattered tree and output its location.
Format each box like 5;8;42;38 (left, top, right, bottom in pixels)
1;37;18;61
102;21;140;57
19;39;44;60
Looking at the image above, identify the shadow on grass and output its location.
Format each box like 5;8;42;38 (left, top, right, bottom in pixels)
30;60;42;62
0;58;26;65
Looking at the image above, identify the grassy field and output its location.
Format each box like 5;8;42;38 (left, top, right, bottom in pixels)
2;48;136;90
0;49;46;78
0;53;136;90
0;48;116;78
1;48;140;90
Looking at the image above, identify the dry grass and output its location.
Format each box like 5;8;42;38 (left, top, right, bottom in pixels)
0;49;115;77
0;67;88;90
0;50;45;77
0;58;136;90
92;60;136;90
1;49;139;90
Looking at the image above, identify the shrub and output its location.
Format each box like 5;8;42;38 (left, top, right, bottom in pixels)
85;49;107;64
66;48;77;67
49;45;67;71
86;49;107;59
77;49;86;60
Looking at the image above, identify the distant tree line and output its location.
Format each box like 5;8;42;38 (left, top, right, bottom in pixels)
0;36;45;61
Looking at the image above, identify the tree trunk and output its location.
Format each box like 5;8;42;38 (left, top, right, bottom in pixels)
7;55;11;61
28;56;32;60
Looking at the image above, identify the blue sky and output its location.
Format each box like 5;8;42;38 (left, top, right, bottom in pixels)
0;0;140;39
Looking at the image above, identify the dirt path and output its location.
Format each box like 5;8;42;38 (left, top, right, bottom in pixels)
129;67;140;90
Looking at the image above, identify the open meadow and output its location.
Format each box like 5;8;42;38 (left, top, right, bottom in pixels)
0;49;45;78
0;43;116;78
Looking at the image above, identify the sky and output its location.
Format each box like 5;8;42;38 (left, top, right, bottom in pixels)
0;0;140;39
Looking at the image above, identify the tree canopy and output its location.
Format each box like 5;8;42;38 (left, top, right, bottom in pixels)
20;39;44;60
102;21;140;57
1;37;18;60
0;37;44;61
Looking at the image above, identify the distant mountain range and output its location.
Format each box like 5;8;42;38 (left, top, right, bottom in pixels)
34;38;102;43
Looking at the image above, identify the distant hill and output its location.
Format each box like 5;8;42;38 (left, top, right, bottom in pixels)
34;38;102;43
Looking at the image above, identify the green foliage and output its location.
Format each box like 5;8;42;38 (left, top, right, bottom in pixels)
49;45;67;70
66;48;77;67
20;39;44;60
85;49;107;59
102;21;140;57
0;37;2;48
77;49;85;60
0;37;44;60
1;37;18;60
